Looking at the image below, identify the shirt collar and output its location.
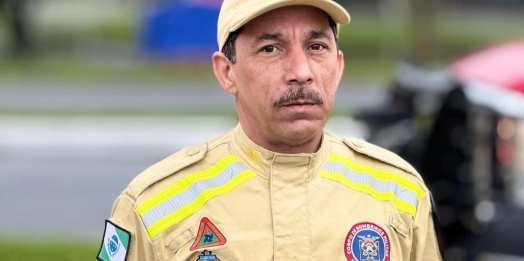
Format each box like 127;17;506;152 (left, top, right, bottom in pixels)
229;123;330;180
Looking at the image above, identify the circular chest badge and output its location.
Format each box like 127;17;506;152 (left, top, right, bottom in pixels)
344;222;390;261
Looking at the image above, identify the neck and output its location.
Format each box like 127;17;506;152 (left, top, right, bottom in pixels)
240;123;323;154
265;136;323;154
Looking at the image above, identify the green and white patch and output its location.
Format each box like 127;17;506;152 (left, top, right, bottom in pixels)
97;220;130;261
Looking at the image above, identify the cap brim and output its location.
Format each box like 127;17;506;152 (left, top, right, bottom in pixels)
229;0;350;33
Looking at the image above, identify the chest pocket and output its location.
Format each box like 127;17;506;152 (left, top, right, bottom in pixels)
389;215;409;238
388;214;413;260
165;228;195;255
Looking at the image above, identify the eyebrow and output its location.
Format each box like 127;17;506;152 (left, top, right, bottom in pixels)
252;30;332;47
307;30;332;41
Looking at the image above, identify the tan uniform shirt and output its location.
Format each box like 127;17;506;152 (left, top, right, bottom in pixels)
98;125;442;261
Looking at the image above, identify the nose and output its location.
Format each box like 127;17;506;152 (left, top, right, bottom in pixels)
284;48;313;85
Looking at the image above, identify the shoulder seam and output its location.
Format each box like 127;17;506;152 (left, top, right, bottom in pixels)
342;138;424;182
125;143;208;201
208;139;229;151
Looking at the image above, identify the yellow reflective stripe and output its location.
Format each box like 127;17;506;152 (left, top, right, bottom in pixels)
146;169;256;238
319;170;418;217
136;155;241;215
327;154;425;199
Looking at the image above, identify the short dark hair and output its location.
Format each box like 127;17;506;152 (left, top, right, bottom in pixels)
222;17;338;64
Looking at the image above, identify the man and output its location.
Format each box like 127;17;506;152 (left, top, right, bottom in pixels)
96;0;442;260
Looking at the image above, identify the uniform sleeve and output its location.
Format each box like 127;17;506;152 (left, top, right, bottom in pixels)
410;192;443;261
109;193;157;261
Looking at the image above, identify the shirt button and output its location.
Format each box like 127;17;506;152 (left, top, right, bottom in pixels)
188;147;201;156
352;139;365;148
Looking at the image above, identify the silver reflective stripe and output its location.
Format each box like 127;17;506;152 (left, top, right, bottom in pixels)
141;162;248;228
322;162;419;207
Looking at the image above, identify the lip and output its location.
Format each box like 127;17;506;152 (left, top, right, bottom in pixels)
280;100;318;107
283;103;316;107
279;102;318;113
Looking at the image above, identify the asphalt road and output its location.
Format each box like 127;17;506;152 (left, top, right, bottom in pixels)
0;115;244;239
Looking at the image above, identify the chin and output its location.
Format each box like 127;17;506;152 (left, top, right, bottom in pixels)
277;120;324;142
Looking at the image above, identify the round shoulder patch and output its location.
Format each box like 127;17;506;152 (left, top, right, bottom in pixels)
344;222;390;261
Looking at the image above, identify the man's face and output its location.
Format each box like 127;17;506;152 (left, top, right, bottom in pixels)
215;6;344;151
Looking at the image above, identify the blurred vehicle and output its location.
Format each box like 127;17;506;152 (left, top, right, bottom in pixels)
356;42;524;261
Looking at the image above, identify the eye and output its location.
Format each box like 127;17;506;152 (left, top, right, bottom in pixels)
310;44;325;51
260;46;276;53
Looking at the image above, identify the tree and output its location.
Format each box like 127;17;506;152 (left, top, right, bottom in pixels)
0;0;30;56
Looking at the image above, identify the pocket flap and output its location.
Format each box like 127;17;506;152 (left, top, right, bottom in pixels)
389;215;409;238
166;228;195;254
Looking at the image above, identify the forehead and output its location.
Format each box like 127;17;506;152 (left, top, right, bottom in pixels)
241;5;332;35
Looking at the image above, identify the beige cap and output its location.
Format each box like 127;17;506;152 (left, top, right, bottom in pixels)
217;0;351;50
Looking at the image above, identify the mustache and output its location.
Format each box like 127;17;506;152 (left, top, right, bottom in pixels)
272;86;324;107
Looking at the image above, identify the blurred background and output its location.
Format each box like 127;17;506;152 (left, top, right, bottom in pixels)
0;0;523;260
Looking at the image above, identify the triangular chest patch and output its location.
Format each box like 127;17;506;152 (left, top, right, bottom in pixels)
190;217;227;251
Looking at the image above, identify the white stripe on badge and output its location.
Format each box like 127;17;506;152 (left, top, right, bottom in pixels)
104;222;127;261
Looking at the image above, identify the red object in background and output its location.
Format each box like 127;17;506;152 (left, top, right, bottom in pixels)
497;142;515;167
451;41;524;95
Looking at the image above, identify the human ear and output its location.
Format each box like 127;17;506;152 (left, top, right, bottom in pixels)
212;52;238;95
336;50;345;82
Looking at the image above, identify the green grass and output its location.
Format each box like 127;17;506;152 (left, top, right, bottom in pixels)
0;238;98;261
0;57;217;82
0;105;238;116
